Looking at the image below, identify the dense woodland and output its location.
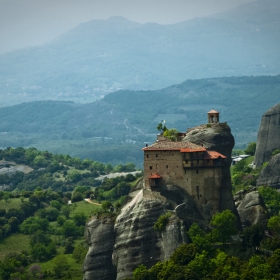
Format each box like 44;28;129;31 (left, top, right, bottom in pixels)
0;147;141;279
0;75;280;167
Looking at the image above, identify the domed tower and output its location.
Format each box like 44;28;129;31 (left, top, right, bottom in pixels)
208;109;219;123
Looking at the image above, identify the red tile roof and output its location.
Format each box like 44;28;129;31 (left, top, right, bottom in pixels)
180;148;207;153
149;174;162;179
143;141;204;151
205;151;227;159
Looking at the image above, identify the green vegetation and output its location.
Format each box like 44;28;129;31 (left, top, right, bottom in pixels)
272;149;280;156
154;212;172;231
258;186;280;216
244;142;256;156
0;147;140;278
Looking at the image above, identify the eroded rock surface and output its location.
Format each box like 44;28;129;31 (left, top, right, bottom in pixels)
112;189;184;280
254;103;280;167
257;153;280;188
83;218;116;280
236;191;268;227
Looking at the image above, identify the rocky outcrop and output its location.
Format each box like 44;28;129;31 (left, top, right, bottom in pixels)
183;123;236;214
112;189;185;280
254;103;280;167
235;190;268;227
83;218;116;280
257;153;280;188
84;122;238;279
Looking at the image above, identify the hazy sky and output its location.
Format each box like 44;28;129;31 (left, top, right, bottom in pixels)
0;0;256;53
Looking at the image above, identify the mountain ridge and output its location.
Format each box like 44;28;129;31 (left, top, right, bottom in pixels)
1;0;280;106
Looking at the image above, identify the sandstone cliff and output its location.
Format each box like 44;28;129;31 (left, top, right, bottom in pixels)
257;153;280;188
254;103;280;167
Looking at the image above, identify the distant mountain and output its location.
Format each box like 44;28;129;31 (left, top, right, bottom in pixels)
0;0;280;107
0;75;279;166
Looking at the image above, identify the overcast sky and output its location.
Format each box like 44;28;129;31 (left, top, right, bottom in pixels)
0;0;256;53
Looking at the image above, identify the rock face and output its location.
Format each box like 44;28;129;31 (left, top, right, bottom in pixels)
257;153;280;188
83;218;116;280
235;190;268;227
183;123;236;214
112;189;185;280
254;103;280;167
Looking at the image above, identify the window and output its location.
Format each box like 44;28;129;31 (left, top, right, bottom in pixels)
146;155;149;158
186;160;188;164
150;166;152;170
196;169;199;174
166;165;168;168
156;154;158;157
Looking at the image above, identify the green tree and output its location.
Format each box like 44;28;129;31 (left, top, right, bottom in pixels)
62;220;78;237
30;243;48;261
211;210;237;245
242;223;264;248
73;212;87;226
170;243;198;265
188;250;213;279
163;128;179;141
267;216;280;235
33;155;48;167
259;186;280;215
20;217;49;234
68;169;82;182
156;122;167;133
30;230;51;247
61;206;71;219
72;244;88;263
52;254;70;279
244;142;256;155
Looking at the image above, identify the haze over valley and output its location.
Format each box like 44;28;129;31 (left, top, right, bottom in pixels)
0;0;279;166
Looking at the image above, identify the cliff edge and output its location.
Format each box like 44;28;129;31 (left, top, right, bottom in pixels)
254;103;280;167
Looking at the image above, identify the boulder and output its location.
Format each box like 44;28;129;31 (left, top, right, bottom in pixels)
236;191;268;227
254;103;280;167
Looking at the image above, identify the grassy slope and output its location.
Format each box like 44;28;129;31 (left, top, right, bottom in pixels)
0;234;31;260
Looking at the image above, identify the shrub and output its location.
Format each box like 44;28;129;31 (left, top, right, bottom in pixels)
154;212;172;231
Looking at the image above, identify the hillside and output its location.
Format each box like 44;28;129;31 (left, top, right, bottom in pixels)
0;75;279;166
0;0;280;106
